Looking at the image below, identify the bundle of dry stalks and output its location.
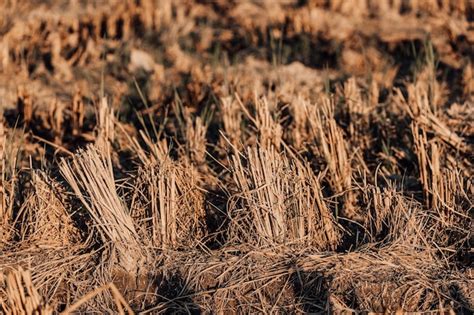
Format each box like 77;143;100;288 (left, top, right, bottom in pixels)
307;96;359;221
60;145;144;274
47;100;65;144
130;136;207;249
238;95;283;149
0;267;53;315
0;123;20;248
132;161;178;249
185;116;207;166
288;96;308;150
411;122;472;252
412;123;441;209
18;171;78;246
220;96;242;150
463;61;474;98
363;182;429;247
230;146;340;249
340;78;375;148
71;89;85;136
396;84;467;152
254;97;282;149
95;97;115;151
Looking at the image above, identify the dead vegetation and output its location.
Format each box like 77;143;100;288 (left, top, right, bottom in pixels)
230;146;340;249
0;0;473;313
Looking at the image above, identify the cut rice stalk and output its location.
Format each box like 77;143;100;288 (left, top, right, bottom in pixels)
60;145;144;274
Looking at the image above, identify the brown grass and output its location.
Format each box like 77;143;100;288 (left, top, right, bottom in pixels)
0;267;53;315
60;145;144;275
130;148;206;249
0;0;473;313
18;171;79;246
230;146;340;249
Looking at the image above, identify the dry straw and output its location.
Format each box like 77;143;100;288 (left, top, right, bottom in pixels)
230;146;340;249
18;171;78;246
0;267;53;315
185;116;207;166
220;96;242;149
0;0;473;313
396;84;467;152
60;145;144;274
96;97;115;152
306;96;359;220
0;120;20;248
236;94;282;149
129;133;206;249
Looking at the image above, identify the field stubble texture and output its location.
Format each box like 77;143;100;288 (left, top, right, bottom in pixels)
0;0;473;313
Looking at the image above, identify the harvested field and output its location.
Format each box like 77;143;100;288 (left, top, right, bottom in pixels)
0;0;473;313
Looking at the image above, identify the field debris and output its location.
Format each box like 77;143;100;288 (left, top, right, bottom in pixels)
0;0;473;313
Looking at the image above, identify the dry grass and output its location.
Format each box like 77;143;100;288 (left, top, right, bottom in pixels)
18;171;79;246
0;267;53;315
230;146;340;249
0;0;473;313
130;150;206;249
60;145;144;275
307;96;360;221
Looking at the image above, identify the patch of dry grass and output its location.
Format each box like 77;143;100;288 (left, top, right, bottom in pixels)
0;0;472;313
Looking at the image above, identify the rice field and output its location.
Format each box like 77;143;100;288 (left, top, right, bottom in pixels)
0;0;473;313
